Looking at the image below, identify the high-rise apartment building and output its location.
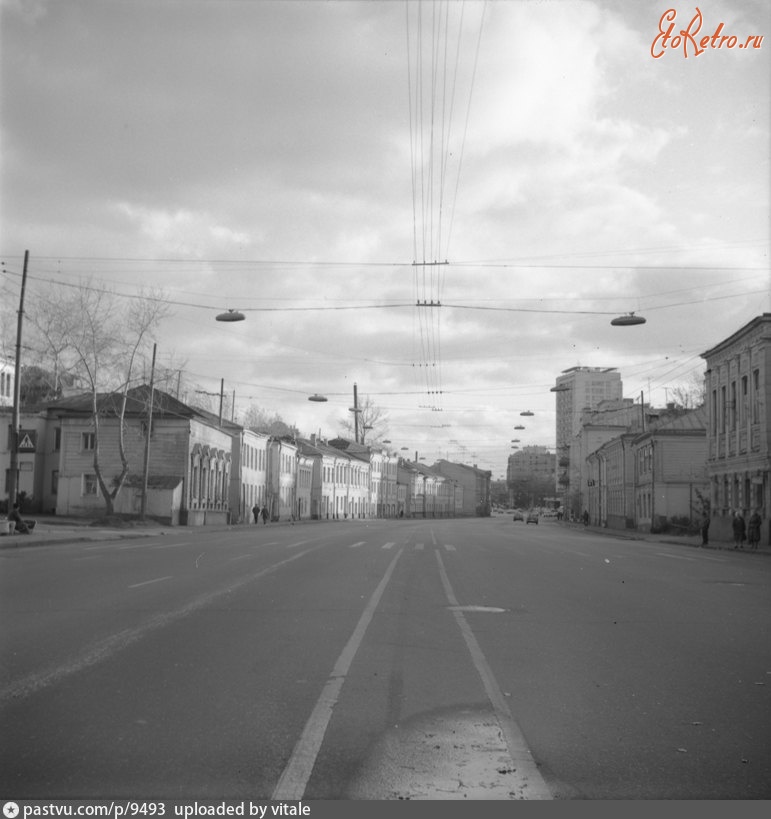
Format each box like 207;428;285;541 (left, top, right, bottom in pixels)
553;366;623;512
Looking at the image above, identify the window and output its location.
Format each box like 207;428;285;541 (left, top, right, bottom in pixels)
752;369;760;424
720;386;727;432
82;432;96;451
83;474;98;495
51;470;59;495
741;376;748;425
54;428;61;451
730;382;737;430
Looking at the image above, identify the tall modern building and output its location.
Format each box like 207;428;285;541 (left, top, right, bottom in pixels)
553;366;623;513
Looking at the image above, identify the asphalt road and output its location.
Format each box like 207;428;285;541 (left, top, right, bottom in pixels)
1;517;769;800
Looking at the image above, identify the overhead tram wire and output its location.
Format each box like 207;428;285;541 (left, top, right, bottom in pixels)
406;1;486;411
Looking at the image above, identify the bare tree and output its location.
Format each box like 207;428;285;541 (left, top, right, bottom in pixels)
338;394;389;443
669;371;706;409
29;282;169;515
242;404;299;437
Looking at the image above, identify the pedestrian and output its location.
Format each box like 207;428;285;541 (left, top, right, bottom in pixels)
582;510;589;527
8;503;30;534
252;503;260;524
700;512;710;546
732;509;746;549
747;509;762;551
261;505;269;525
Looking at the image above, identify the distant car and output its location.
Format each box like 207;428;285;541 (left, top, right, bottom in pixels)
512;510;524;521
526;510;539;524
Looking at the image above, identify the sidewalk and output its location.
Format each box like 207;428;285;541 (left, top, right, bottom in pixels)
0;513;327;549
560;520;771;555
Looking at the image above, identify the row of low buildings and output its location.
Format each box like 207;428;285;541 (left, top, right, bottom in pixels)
552;313;771;547
0;385;493;524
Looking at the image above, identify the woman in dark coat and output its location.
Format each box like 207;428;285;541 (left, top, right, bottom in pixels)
747;510;762;550
732;510;746;549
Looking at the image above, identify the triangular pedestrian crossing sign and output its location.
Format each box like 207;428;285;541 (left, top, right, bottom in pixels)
18;432;35;450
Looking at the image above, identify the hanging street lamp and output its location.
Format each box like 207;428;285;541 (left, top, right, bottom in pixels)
611;312;646;326
215;309;246;322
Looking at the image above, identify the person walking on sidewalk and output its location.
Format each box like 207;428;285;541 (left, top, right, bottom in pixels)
252;503;260;524
732;509;746;549
261;505;269;525
747;509;761;550
701;512;710;546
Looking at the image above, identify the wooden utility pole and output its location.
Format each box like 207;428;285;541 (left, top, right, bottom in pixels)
353;382;359;443
140;342;157;520
8;250;29;510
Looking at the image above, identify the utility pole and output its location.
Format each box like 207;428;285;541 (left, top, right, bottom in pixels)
218;378;224;426
8;250;29;510
353;382;359;443
140;342;157;521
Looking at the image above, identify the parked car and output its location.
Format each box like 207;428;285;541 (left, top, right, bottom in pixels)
512;510;524;521
526;510;539;524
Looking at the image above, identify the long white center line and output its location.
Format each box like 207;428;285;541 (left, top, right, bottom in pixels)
435;550;553;800
271;548;404;801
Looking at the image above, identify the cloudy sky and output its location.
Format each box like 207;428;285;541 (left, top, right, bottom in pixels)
1;0;769;478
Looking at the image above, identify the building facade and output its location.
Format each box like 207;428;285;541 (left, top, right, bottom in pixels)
553;367;623;513
701;313;770;546
431;459;491;516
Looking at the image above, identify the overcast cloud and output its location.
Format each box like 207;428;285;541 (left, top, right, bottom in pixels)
1;0;769;478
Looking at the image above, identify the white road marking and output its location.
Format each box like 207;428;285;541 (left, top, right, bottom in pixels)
435;551;553;800
272;549;404;800
128;576;173;589
415;543;424;551
349;541;366;549
229;554;255;562
0;544;324;706
444;544;456;551
655;552;696;561
286;540;310;549
382;542;395;550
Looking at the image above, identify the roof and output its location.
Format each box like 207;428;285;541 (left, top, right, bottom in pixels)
651;405;707;433
700;313;771;359
36;385;242;431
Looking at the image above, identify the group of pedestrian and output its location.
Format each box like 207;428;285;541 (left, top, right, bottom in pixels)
252;504;269;525
731;508;762;550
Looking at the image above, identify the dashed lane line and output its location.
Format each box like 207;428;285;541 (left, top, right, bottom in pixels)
128;576;174;589
0;544;324;706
